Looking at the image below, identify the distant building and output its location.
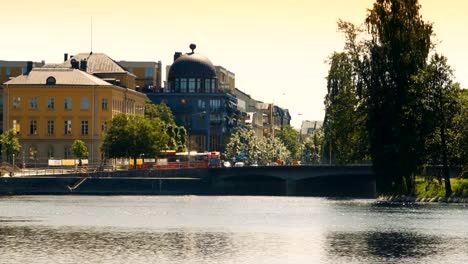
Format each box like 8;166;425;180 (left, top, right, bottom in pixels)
215;66;235;94
300;120;323;139
233;88;263;137
3;55;146;164
118;60;162;93
147;44;239;152
0;60;45;133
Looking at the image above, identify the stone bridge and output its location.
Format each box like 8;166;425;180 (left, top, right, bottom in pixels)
206;165;376;197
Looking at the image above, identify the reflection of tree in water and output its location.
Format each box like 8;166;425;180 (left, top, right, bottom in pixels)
0;226;237;263
326;231;442;262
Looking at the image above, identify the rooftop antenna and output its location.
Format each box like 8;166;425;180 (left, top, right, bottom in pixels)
90;16;93;54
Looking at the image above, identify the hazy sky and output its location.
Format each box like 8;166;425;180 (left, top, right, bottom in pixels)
2;0;466;128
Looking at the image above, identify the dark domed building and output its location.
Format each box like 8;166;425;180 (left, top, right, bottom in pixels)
147;44;238;152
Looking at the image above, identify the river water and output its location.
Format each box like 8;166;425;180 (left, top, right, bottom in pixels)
0;196;467;264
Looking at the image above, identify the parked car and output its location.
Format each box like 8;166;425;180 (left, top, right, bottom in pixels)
223;161;232;167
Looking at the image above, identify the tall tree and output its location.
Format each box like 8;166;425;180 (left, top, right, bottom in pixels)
302;126;324;164
324;52;368;164
145;99;175;125
365;0;433;194
416;54;460;196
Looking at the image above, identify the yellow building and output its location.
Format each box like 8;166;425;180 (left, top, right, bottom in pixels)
118;60;162;92
3;67;146;165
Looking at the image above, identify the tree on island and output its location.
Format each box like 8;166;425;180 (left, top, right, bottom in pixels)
365;0;434;194
101;114;169;168
72;140;89;167
415;54;461;196
0;129;21;165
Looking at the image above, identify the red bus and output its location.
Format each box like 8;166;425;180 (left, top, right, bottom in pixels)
154;151;221;169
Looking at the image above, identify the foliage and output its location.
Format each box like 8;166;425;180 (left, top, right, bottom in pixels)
324;51;369;164
414;54;460;196
101;114;169;166
302;127;324;164
145;99;175;125
276;125;301;161
452;90;468;175
72;140;89;159
145;99;186;151
225;127;290;165
415;177;468;198
365;0;433;194
0;129;21;163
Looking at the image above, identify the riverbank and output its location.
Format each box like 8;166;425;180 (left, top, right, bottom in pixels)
378;177;468;203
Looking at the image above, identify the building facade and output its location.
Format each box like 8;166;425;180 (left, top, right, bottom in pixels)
147;44;238;152
118;60;162;93
3;63;146;165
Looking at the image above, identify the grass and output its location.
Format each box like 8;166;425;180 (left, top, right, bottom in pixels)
415;177;468;198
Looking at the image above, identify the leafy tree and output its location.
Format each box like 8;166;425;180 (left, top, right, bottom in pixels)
452;90;468;176
225;127;266;165
265;137;291;164
145;99;175;125
415;54;461;196
72;140;89;166
145;99;186;151
276;125;301;161
302;127;324;164
324;52;368;164
365;0;433;194
101;114;169;168
0;129;21;164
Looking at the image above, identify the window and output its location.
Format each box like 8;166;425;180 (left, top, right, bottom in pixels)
29;120;37;135
180;78;187;93
47;120;54;135
196;79;201;92
188;78;196;93
6;67;11;77
30;97;38;110
175;78;180;92
64;146;72;159
13;97;20;109
64;97;72;110
198;99;206;109
144;68;153;78
204;79;210;93
47;97;55;110
46;76;56;85
102;98;108;111
102;121;108;134
81;98;89;110
12;120;20;133
64;120;72;135
128;68;134;74
47;145;54;158
22;67;28;75
81;120;89;135
211;79;216;93
210;99;221;111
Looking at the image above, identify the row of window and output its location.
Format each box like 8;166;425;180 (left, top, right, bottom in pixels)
196;99;222;111
170;78;217;93
26;144;80;159
13;120;108;135
127;67;154;78
12;97;109;111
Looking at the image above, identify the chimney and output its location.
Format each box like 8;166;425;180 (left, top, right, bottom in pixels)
26;61;33;75
80;59;88;71
71;59;79;69
174;52;182;62
64;53;68;62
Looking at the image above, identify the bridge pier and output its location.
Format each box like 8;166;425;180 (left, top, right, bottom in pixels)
286;180;296;196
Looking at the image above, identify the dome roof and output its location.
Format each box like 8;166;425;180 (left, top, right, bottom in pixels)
168;48;217;80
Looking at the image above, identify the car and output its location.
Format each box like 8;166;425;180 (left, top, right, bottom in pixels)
234;162;245;167
222;161;232;167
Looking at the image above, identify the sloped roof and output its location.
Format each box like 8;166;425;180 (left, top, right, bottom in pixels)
63;53;127;74
4;68;112;86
